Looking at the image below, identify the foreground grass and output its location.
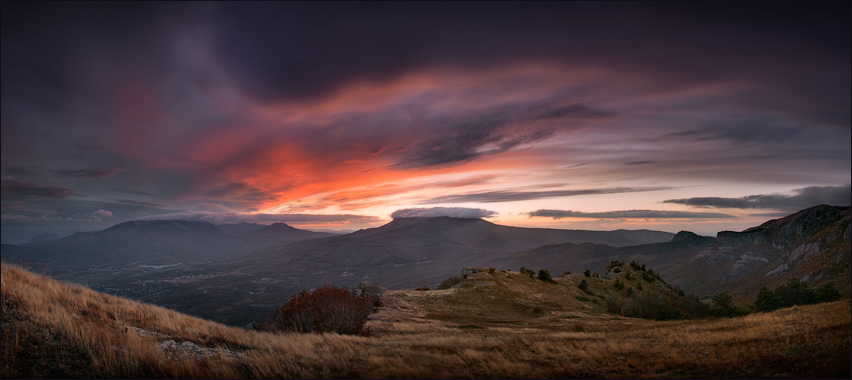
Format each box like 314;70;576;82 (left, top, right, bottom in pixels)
3;262;850;378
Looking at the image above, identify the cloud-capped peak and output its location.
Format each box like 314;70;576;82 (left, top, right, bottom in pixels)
391;207;497;219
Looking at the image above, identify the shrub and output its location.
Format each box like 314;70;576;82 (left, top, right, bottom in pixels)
753;286;781;312
488;267;496;274
520;267;536;278
613;279;624;290
624;272;633;281
625;287;634;297
437;276;463;290
629;260;640;270
636;282;643;291
537;269;556;283
264;285;376;335
642;272;653;283
592;272;600;278
774;278;817;307
562;271;571;276
816;282;843;303
583;269;591;277
578;279;589;290
708;291;749;318
415;286;430;291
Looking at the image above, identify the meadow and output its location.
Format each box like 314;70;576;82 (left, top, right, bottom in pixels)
2;262;849;378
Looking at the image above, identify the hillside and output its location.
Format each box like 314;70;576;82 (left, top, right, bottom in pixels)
679;204;851;304
3;262;849;378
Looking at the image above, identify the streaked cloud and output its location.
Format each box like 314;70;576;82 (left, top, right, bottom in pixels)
54;168;126;179
528;209;734;219
419;187;673;204
1;177;83;200
662;185;851;210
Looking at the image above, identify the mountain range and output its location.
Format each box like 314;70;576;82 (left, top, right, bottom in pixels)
2;204;848;326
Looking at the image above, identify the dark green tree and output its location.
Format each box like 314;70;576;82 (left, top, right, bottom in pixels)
775;278;817;307
708;291;749;318
578;279;589;290
816;282;843;302
753;286;781;312
538;269;555;283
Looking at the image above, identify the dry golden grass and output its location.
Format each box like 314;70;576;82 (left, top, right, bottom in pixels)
3;262;850;378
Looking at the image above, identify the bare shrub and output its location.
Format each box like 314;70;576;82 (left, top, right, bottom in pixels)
263;285;376;335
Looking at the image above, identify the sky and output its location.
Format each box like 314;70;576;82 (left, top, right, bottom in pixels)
1;2;850;244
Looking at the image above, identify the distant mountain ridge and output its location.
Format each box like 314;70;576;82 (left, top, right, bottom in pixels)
2;206;848;326
227;217;676;288
2;220;332;271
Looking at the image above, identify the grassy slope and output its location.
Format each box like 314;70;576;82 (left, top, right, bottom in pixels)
2;262;850;378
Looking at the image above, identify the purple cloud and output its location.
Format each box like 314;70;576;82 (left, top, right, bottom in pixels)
1;177;84;200
54;168;126;179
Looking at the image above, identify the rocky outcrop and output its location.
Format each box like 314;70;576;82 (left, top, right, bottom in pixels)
685;205;850;299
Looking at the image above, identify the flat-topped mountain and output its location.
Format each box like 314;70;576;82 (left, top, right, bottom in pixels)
228;216;675;288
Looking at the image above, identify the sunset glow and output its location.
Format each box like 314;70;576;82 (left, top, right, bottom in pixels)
2;2;849;243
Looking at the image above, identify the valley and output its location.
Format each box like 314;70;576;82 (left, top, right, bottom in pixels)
2;261;849;378
2;205;848;326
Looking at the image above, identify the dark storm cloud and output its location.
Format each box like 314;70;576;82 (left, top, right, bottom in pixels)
662;185;851;211
419;187;672;204
112;199;163;208
528;209;733;219
54;168;126;179
111;188;157;197
210;2;850;111
1;164;43;177
1;177;83;200
392;102;609;169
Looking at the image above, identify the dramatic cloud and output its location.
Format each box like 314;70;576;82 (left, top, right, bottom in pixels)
419;187;673;204
1;177;83;200
54;168;126;179
528;209;734;220
2;3;849;241
662;185;851;211
391;102;612;169
211;3;849;106
391;207;498;219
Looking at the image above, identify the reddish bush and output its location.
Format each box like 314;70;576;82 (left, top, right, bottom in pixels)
264;285;376;335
